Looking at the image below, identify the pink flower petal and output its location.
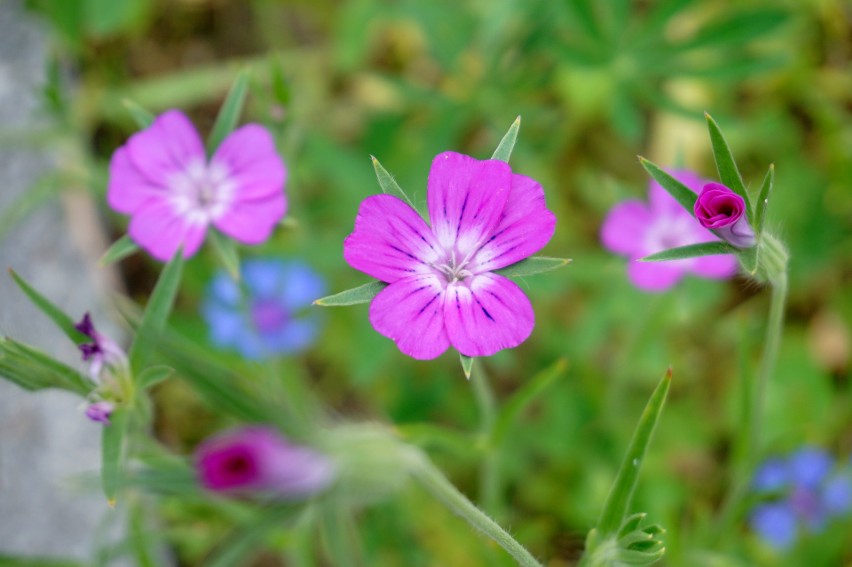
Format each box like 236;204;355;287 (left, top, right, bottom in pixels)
128;199;207;261
427;152;511;256
344;194;442;283
691;253;739;278
212;124;287;200
600;201;652;256
443;273;534;357
107;146;165;214
369;274;450;360
626;258;685;292
469;173;556;272
126;110;205;183
213;193;286;244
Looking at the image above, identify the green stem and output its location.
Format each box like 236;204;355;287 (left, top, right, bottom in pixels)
471;364;501;516
410;452;543;567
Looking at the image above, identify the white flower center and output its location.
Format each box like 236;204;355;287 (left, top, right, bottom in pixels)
432;248;474;285
167;158;236;224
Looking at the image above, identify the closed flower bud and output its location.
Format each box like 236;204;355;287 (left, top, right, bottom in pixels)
694;182;756;248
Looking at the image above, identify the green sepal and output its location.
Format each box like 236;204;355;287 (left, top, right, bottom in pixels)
460;353;474;380
492;358;567;446
122;99;155;129
738;243;760;276
99;234;139;266
371;155;417;211
8;269;88;345
314;280;387;307
596;369;672;536
0;337;94;396
207;69;250;156
705;113;753;220
640;241;736;262
491;116;521;163
639;158;697;213
209;230;241;282
128;248;185;375
136;365;174;390
754;164;774;234
494;256;572;278
102;407;129;505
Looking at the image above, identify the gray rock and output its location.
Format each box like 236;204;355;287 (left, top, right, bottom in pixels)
0;1;125;561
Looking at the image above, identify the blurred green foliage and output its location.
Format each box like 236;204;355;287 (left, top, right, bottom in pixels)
6;0;852;565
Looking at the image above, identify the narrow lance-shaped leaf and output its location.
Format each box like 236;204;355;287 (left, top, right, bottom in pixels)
314;280;387;307
206;69;250;156
639;158;697;214
0;337;94;396
371;156;417;211
122;99;155;129
102;407;129;505
460;353;474;380
705;113;753;220
100;234;140;266
491;116;521;163
8;269;88;345
494;256;571;278
596;368;672;536
137;365;174;390
492;358;567;445
754;164;774;235
640;241;736;262
128;248;185;374
209;230;241;282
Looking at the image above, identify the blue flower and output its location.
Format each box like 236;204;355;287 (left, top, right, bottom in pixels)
750;446;852;550
202;259;325;359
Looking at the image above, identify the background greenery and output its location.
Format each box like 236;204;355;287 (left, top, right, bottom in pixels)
5;0;851;565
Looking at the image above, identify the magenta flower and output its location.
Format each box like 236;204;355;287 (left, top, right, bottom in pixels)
694;182;756;248
343;151;556;360
601;170;738;292
108;110;286;261
75;312;127;381
195;427;335;498
85;401;114;425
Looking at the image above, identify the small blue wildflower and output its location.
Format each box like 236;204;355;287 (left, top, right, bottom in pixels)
202;259;325;359
750;446;852;550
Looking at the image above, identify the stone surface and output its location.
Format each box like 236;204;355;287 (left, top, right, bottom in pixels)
0;1;124;561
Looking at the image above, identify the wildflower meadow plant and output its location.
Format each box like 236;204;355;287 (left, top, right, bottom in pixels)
107;109;287;261
601;170;738;291
202;258;325;359
750;447;852;550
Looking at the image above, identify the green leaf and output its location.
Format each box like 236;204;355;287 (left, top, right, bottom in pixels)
209;230;241;281
754;164;774;234
122;99;155;129
99;234;139;266
491;116;521;163
492;358;567;446
314;280;387;306
705;113;752;219
128;248;184;374
640;241;736;262
206;505;301;567
677;8;788;51
102;407;129;505
494;256;572;278
8;269;88;345
0;337;94;395
371;155;417;210
460;353;474;380
597;369;672;536
206;69;250;156
639;158;697;213
136;365;173;390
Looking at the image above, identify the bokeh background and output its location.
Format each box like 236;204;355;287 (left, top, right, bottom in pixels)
2;0;851;565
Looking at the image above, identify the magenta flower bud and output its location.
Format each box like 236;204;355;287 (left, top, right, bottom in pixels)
694;182;756;248
85;401;114;425
195;427;335;499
